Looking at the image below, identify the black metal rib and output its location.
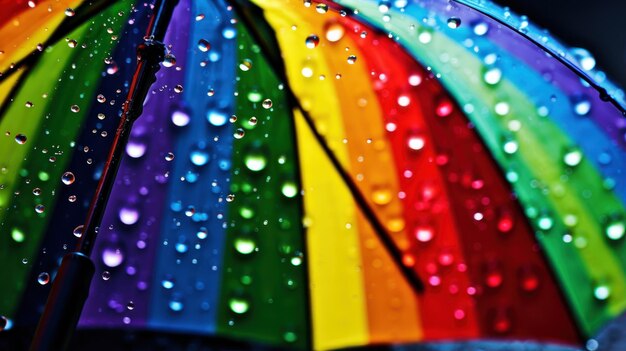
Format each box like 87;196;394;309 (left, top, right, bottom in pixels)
229;1;425;294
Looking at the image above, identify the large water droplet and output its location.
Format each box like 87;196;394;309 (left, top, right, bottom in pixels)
229;297;250;314
325;22;345;42
415;226;434;243
171;110;190;127
163;53;176;68
15;134;27;144
119;207;139;225
244;151;267;172
126;141;147;159
594;284;610;301
207;110;228;126
37;272;50;285
606;220;625;240
73;225;84;238
563;147;583;167
190;144;210;166
447;17;461;29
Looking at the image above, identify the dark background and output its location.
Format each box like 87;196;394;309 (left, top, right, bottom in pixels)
494;0;626;89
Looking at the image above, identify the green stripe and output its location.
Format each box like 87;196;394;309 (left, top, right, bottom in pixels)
0;3;130;319
216;24;308;348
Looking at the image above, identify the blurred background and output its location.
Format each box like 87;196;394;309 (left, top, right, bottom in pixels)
496;0;626;89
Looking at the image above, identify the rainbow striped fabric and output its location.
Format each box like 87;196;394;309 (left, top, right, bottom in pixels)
1;0;625;349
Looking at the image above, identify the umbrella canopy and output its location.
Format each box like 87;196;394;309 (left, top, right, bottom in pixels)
1;0;625;350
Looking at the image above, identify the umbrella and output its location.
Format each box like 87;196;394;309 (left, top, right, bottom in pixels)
1;0;625;350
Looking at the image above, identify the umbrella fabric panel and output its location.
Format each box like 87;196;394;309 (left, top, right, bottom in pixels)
145;0;231;333
214;20;310;349
0;1;129;324
336;0;626;336
77;0;183;329
0;71;23;106
342;17;579;342
17;1;146;328
0;0;83;74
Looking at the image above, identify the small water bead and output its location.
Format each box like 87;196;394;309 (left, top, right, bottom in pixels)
65;8;75;16
347;55;357;64
25;101;33;108
234;237;256;254
316;3;328;13
371;187;392;205
494;101;510;116
165;152;175;161
407;134;426;151
171;110;190;127
14;133;28;144
415;226;434;243
606;220;625;240
197;227;208;240
447;17;461;29
73;225;84;238
563;147;583;167
325;22;345;42
67;39;78;48
537;214;554;231
473;20;489;36
397;95;411;107
572;96;591;116
32;187;42;196
305;34;320;49
207;110;228;126
248;116;258;126
483;67;502;85
226;194;236;202
239;59;253;71
233;128;245;139
70;105;80;113
283;331;298;343
126;141;146;158
594;284;610;301
126;301;135;310
37;272;50;285
61;172;75;185
229;297;250;314
12;228;25;243
162;53;176;67
229;115;238;123
197;39;211;52
169;300;184;312
262;99;273;109
497;212;514;233
102;247;124;268
195;14;205;21
281;182;298;198
435;99;453;117
502;138;519;155
519;267;540;292
119;207;140;225
174;84;184;93
190;146;210;166
35;204;45;214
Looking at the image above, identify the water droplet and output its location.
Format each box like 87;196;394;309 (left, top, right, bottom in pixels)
572;96;591;116
371;187;392;205
14;134;27;144
497;212;514;233
126;141;146;159
447;17;461;29
325;22;345;42
563;147;583;167
537;213;554;231
407;134;426;151
73;225;84;238
519;266;540;292
234;237;256;254
174;84;184;93
347;55;357;64
165;152;175;161
233;128;245;139
435;99;453;117
37;272;50;285
33;188;41;196
34;204;45;213
61;172;75;185
239;59;253;71
126;301;135;310
594;284;610;301
0;316;9;332
163;53;176;67
11;228;25;243
305;34;320;48
190;145;210;166
281;182;298;198
207;110;228;126
397;95;411;107
244;150;267;172
606;220;625;240
415;226;434;243
169;300;184;312
195;14;205;21
262;99;273;109
119;207;139;225
229;297;250;314
473;21;489;36
502;138;519;154
65;8;75;16
96;94;106;103
171;110;190;127
67;39;78;48
70;105;80;113
248;116;258;126
102;247;124;268
316;3;328;13
25;101;33;108
226;194;236;202
483;67;502;85
197;39;211;52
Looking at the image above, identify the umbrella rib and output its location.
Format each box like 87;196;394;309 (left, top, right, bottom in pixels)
229;1;425;294
451;0;626;115
0;0;118;118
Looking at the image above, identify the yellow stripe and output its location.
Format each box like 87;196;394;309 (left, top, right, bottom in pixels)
0;69;22;106
259;2;369;349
